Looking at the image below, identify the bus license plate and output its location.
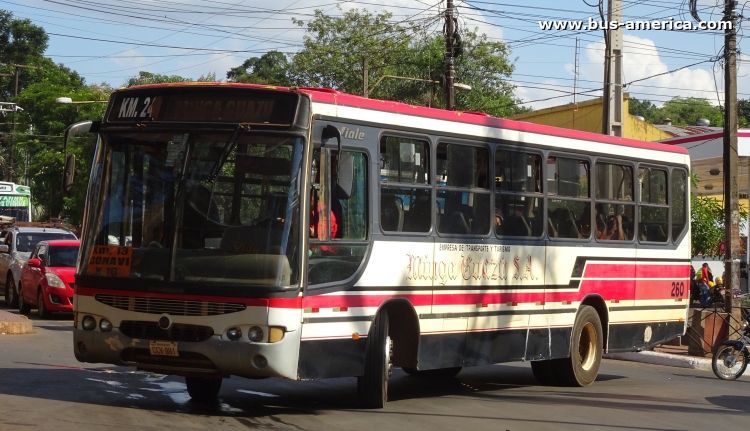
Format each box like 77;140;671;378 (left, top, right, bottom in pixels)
149;341;179;357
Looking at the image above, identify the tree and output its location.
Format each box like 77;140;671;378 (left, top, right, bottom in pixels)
125;71;217;87
284;8;524;116
0;10;49;101
628;97;657;120
628;96;723;127
690;174;747;257
227;51;291;85
13;82;107;224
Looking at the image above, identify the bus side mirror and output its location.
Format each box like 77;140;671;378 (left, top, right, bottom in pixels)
63;154;76;194
321;125;341;151
62;120;100;196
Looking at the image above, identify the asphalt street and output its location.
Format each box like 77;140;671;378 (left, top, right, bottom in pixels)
1;311;749;431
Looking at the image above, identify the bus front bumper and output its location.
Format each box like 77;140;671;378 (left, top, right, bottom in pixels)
73;327;301;380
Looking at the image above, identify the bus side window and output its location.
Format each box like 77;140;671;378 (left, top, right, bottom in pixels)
595;162;635;241
638;166;668;243
437;143;491;236
671;168;688;242
495;149;543;238
547;156;590;240
379;136;431;233
308;150;368;286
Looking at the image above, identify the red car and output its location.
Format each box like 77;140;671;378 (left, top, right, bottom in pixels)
18;239;80;318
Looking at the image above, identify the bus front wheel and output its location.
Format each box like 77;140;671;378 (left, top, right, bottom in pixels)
357;311;391;409
185;377;222;402
554;305;603;387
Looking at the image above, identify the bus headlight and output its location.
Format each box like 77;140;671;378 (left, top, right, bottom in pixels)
82;315;96;331
99;319;112;332
248;326;264;342
226;327;242;341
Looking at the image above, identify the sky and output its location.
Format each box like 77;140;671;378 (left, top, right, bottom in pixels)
1;0;748;114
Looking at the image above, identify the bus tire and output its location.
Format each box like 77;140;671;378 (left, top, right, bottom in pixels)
530;360;559;386
357;311;391;409
402;367;462;378
185;377;222;402
553;305;603;387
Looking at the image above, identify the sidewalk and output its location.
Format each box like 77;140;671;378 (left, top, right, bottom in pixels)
0;309;33;334
605;344;712;371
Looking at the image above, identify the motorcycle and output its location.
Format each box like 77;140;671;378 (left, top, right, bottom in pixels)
712;312;750;380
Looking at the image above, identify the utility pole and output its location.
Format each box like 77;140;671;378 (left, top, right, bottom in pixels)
573;37;580;129
723;0;739;312
444;0;455;110
602;0;623;136
362;57;369;98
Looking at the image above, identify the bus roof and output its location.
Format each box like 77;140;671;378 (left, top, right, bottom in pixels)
122;82;689;155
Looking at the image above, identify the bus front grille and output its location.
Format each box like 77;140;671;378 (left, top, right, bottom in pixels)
119;321;214;342
95;294;246;316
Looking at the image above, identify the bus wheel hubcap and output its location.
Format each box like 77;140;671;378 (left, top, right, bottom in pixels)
578;322;597;371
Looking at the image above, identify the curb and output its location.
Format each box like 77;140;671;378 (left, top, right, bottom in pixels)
0;310;33;334
604;351;712;371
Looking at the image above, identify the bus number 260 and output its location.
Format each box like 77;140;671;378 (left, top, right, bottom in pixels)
670;281;685;297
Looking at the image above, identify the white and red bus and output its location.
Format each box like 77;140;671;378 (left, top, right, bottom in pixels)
67;83;690;408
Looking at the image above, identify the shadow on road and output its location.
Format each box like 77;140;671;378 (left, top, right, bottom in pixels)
705;395;750;413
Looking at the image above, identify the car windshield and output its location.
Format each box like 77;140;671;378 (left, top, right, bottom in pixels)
17;233;76;253
80;130;305;289
47;246;80;267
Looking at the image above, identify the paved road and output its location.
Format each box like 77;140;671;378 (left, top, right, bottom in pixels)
1;310;749;431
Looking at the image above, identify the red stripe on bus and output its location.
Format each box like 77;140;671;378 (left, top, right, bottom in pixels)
583;263;690;279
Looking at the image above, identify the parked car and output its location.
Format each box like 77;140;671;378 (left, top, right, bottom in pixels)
19;240;80;318
0;224;77;308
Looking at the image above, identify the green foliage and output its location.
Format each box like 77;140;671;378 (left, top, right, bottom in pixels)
629;96;723;127
628;98;657;120
227;51;291;85
690;174;748;257
0;10;49;101
259;8;526;116
126;71;193;87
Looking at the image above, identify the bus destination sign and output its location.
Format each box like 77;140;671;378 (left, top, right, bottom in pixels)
107;89;298;125
0;195;28;207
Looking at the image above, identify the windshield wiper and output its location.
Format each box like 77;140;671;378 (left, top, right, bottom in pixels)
207;123;250;182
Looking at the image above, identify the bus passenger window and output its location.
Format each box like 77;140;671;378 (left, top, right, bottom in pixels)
638;167;668;242
671;169;688;242
437;143;491;235
495;149;543;237
379;136;431;233
595;162;635;241
546;156;590;240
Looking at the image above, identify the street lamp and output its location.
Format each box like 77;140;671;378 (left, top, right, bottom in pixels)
365;74;471;98
55;97;108;104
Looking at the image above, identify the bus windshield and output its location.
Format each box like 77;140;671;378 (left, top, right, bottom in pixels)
80;130;305;290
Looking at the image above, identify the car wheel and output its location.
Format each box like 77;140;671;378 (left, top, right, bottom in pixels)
38;288;51;319
6;274;17;308
18;283;30;314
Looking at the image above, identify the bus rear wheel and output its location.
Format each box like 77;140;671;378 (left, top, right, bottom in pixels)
185;377;222;403
554;305;603;387
357;311;391;409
